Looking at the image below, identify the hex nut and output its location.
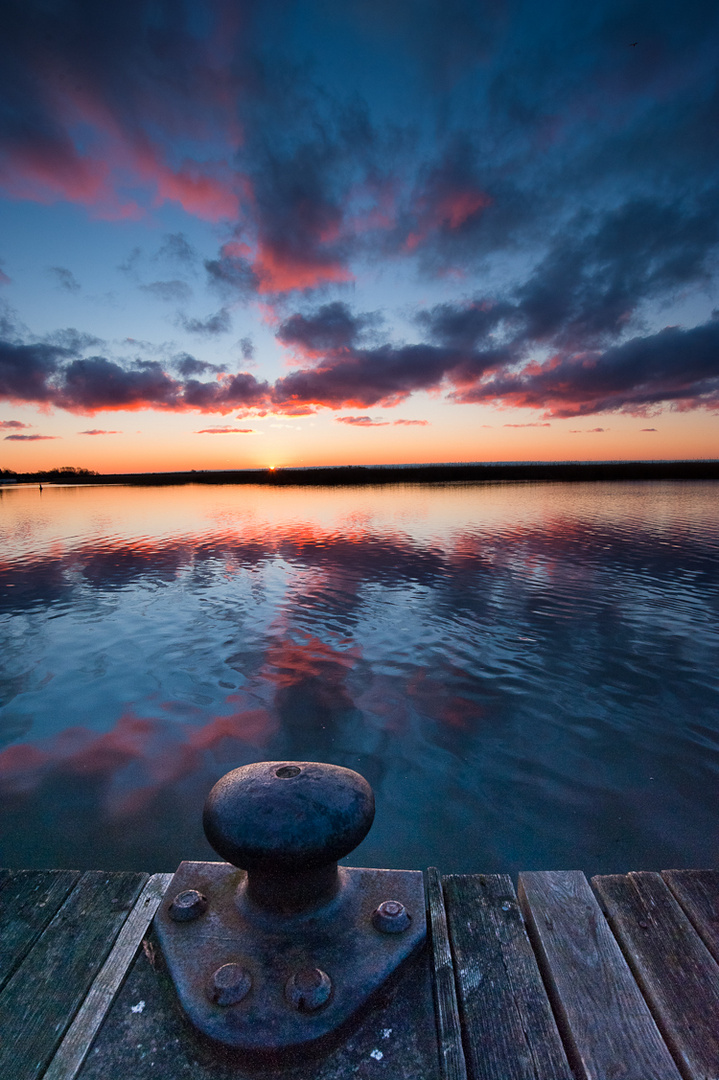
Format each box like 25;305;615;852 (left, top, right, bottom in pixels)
285;967;332;1012
207;963;252;1006
168;889;209;922
371;899;411;933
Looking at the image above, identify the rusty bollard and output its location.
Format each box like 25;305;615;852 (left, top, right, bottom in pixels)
154;761;426;1053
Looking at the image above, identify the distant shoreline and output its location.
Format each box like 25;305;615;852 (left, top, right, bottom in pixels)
3;459;719;487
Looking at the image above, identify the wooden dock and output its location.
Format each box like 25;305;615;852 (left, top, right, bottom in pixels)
1;866;718;1079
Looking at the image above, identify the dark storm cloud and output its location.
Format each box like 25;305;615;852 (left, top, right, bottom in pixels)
417;192;719;354
182;371;269;411
272;298;513;409
458;320;719;418
177;307;231;336
204;252;259;297
171;353;220;377
277;302;377;351
141;280;193;304
512;194;719;347
272;342;462;409
57;357;181;410
416;298;515;350
0;340;67;402
0;326;267;413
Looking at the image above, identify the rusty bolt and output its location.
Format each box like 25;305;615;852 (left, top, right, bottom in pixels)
285;967;332;1012
207;963;252;1006
168;889;208;922
372;900;411;934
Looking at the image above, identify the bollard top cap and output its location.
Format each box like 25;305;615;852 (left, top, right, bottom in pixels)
202;761;375;871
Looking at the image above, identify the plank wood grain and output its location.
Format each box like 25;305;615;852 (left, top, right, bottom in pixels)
518;870;680;1080
0;869;80;992
662;870;719;967
43;873;173;1080
0;870;147;1080
426;866;467;1080
593;871;719;1080
444;873;572;1080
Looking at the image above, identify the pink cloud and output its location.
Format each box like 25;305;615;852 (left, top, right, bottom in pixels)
336;415;389;427
195;426;255;433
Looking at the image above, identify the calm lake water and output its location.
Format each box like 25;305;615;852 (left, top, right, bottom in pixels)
1;480;718;876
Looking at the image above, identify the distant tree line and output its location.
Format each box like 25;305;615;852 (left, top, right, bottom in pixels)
0;466;99;481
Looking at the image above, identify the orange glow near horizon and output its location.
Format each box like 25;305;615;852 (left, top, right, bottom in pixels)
1;401;717;473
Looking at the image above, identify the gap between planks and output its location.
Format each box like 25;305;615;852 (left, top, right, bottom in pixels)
425;866;468;1080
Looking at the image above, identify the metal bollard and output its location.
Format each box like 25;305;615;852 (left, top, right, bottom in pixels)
154;761;426;1053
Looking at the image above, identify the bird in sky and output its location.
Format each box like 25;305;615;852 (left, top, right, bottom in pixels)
629;41;638;46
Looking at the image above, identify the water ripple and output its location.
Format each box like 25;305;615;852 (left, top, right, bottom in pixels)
1;480;718;875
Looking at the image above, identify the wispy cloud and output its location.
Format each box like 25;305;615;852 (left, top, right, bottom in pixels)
49;267;81;293
178;308;231;336
4;433;58;441
195;426;254;434
140;280;192;304
336;415;389;427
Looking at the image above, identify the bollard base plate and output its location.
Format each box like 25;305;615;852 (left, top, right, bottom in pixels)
154;861;426;1053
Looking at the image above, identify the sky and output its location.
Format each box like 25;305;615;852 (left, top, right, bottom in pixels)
1;0;718;473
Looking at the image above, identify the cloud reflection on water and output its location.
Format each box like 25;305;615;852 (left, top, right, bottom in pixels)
1;481;718;874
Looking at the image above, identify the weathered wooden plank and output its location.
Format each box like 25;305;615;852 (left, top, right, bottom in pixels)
77;926;441;1080
662;870;719;967
426;866;467;1080
593;871;719;1080
444;873;572;1080
0;870;147;1080
518;870;681;1080
42;874;173;1080
0;869;81;992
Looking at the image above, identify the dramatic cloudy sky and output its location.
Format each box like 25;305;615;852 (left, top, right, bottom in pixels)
1;0;718;471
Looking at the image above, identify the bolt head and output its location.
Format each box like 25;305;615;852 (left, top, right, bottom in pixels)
372;900;411;933
285;967;332;1012
207;963;252;1006
168;889;208;922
